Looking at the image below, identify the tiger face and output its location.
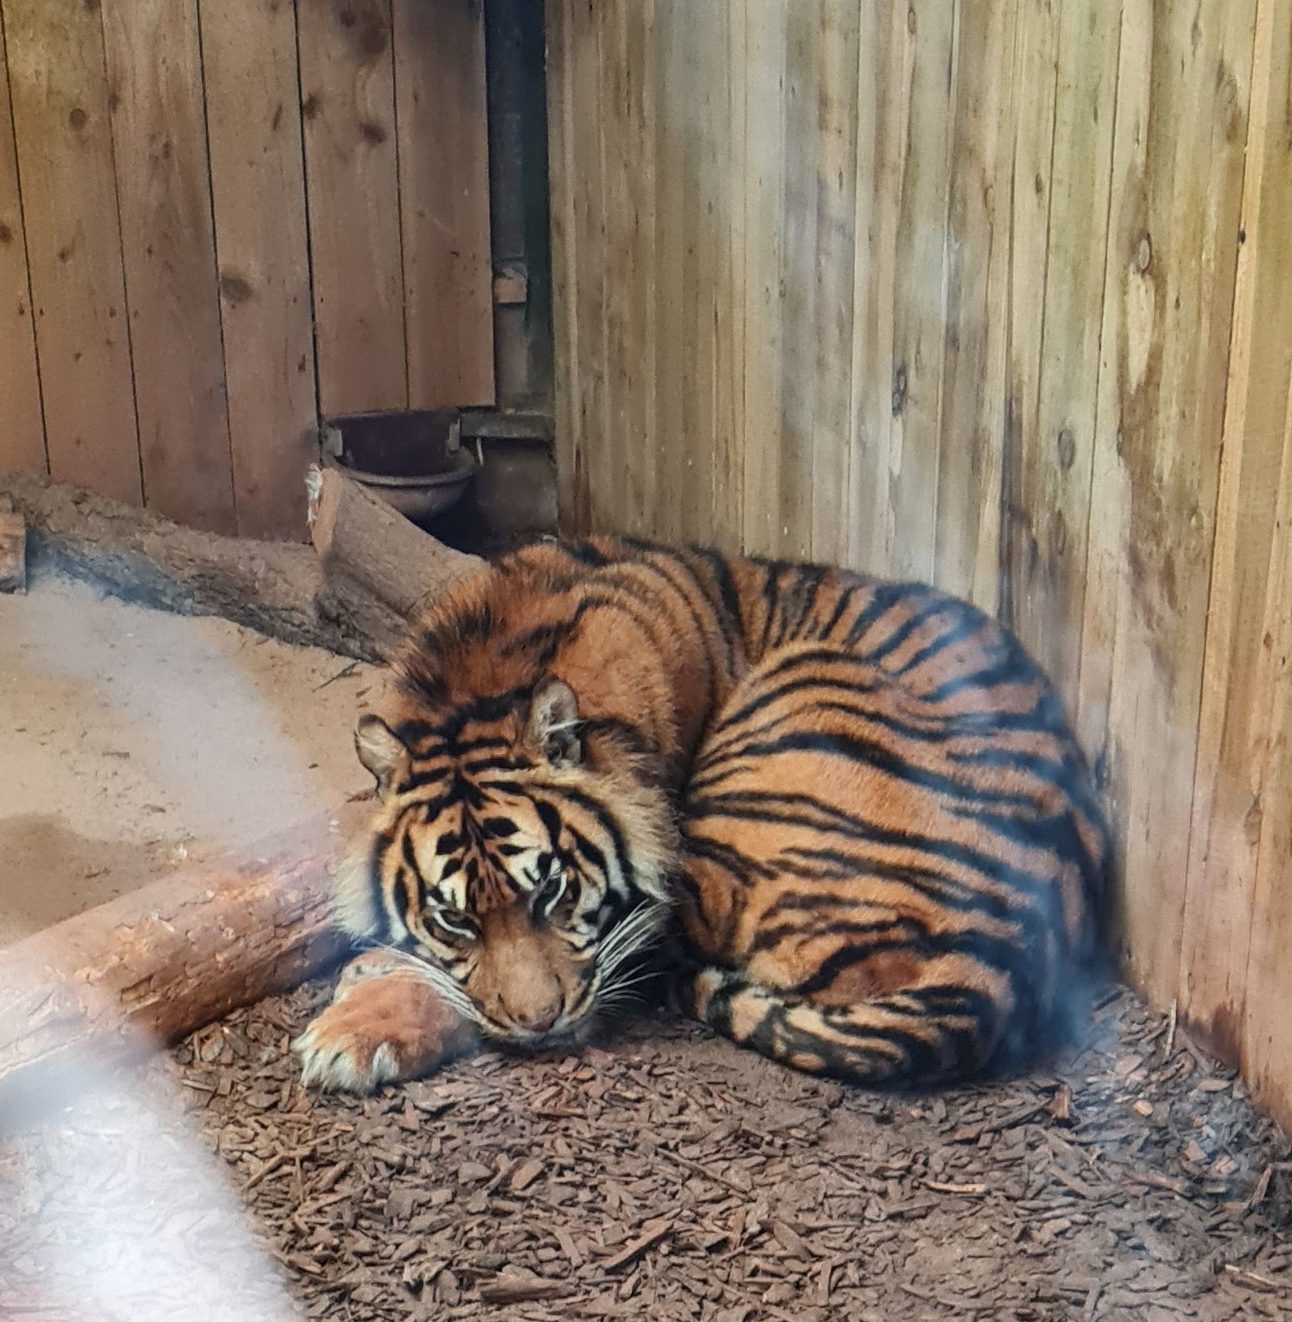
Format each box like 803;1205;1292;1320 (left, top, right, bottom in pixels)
333;676;675;1048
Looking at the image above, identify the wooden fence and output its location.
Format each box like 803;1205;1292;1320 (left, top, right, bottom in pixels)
0;0;493;540
547;0;1292;1129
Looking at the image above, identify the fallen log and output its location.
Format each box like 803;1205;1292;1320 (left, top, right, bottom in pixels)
0;466;376;656
0;502;26;592
0;467;479;663
0;802;367;1126
306;464;482;658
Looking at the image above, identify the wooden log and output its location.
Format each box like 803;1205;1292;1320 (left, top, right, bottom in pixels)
0;463;351;649
0;505;26;593
0;803;366;1125
307;464;483;658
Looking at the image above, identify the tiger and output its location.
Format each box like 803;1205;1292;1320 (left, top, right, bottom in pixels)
293;535;1109;1095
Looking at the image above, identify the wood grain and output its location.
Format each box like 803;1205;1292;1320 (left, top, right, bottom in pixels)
621;0;658;538
545;0;582;530
650;0;685;543
932;0;1017;614
0;7;43;476
771;0;819;563
741;0;787;559
1009;0;1121;707
806;0;856;566
393;0;494;409
881;0;957;584
1242;367;1292;1132
102;0;235;533
851;1;915;575
298;0;407;417
1091;0;1256;1003
597;0;631;535
1181;0;1292;1082
2;0;140;503
1001;0;1060;637
200;0;318;540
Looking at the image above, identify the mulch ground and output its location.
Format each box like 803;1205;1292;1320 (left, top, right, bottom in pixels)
2;983;1290;1321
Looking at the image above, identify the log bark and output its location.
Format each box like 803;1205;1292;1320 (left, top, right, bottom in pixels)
307;465;482;658
0;803;366;1123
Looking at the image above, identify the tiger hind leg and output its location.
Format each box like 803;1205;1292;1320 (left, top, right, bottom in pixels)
689;963;1016;1087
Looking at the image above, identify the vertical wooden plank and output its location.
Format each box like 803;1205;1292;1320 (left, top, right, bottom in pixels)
3;0;140;504
696;0;742;550
566;0;609;533
847;0;892;573
882;0;956;584
772;0;819;563
101;0;234;533
741;0;787;559
1081;0;1256;1001
298;0;406;416
651;0;685;543
393;0;494;409
713;0;745;549
545;0;584;532
933;0;1017;612
1075;0;1150;768
1180;0;1292;1070
1242;380;1292;1134
1001;0;1059;629
807;0;857;567
624;0;658;540
851;1;934;577
0;5;44;475
1009;0;1122;706
597;0;631;536
678;3;720;545
200;0;317;540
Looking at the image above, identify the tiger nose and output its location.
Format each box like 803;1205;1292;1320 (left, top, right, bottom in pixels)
506;996;561;1034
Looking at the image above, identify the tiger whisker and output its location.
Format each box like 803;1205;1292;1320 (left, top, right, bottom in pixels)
596;903;668;974
604;974;664;995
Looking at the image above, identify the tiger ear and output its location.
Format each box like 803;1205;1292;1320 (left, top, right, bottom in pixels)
525;677;581;767
355;714;409;799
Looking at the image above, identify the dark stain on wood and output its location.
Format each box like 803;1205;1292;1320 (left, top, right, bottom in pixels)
219;273;254;307
337;0;390;61
1057;427;1076;471
891;363;908;417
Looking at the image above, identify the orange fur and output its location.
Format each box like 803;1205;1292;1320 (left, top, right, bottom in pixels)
295;537;1108;1094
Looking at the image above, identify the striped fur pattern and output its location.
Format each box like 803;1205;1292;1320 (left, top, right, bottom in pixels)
317;536;1108;1090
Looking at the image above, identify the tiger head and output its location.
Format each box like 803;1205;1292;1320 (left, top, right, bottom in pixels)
332;667;676;1050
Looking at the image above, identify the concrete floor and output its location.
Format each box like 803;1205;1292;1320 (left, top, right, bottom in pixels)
0;576;375;947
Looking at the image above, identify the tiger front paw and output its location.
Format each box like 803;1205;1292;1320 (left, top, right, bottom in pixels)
293;963;476;1094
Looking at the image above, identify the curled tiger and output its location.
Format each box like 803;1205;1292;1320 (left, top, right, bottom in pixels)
293;537;1109;1094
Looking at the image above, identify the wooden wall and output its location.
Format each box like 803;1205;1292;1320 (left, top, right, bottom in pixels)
0;0;494;540
547;0;1292;1130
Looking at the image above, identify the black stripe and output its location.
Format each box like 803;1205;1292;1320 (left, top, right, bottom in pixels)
730;729;1042;811
542;786;638;890
687;790;1053;900
862;598;956;665
816;585;857;641
842;581;919;647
